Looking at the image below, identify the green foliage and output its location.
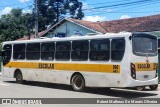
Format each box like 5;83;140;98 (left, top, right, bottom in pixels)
38;0;84;30
0;0;85;42
0;8;32;42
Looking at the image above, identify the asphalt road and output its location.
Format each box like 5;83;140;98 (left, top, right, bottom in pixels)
0;76;160;107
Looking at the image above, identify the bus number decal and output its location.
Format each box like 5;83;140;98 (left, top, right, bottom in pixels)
39;63;54;69
113;65;118;73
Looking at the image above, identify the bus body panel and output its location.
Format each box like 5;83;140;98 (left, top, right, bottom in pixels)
129;33;158;86
127;77;158;87
1;32;158;89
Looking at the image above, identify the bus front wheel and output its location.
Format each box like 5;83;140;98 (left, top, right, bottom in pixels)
71;74;85;92
15;72;23;84
149;85;158;90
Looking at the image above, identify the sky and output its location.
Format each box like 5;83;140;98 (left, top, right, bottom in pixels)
0;0;160;22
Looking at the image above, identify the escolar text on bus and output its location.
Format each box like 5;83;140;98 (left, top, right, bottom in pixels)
39;63;54;69
137;64;150;69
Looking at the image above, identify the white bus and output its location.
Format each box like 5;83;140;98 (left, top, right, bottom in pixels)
0;32;158;91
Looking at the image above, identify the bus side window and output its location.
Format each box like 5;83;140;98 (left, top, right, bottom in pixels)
111;38;125;61
26;43;40;60
13;44;25;60
41;42;55;60
158;39;160;48
90;39;110;61
2;44;12;65
55;41;71;60
71;40;89;61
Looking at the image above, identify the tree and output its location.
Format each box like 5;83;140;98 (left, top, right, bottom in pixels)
0;8;33;42
0;1;85;42
37;0;84;30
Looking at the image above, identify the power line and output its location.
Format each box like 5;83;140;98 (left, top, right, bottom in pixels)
83;0;156;11
22;5;33;10
87;0;137;6
86;11;160;16
85;8;160;16
23;0;32;6
84;0;160;16
117;1;160;11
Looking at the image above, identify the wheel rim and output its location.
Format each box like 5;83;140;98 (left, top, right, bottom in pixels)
73;76;83;89
137;86;144;91
149;85;158;90
17;74;22;81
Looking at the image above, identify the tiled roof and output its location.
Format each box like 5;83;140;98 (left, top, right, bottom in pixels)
67;18;106;33
99;14;160;33
68;14;160;33
16;31;44;41
17;14;160;40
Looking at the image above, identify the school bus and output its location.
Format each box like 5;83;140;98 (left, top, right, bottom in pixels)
0;32;158;91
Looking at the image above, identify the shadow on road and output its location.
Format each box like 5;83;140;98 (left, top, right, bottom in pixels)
5;81;158;98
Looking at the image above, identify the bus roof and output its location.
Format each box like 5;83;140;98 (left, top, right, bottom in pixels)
2;32;133;45
4;32;156;45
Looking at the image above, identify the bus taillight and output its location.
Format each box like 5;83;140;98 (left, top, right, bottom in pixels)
155;63;158;78
131;63;136;79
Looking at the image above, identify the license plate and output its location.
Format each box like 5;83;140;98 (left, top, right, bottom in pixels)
144;75;149;78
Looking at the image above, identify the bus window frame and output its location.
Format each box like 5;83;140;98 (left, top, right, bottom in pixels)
132;34;157;57
41;42;55;61
26;43;40;60
55;41;71;61
2;44;12;65
111;38;125;62
89;39;110;61
13;43;26;60
71;40;89;61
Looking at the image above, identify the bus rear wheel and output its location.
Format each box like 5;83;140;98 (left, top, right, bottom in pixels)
149;85;158;90
71;74;85;92
15;72;23;84
136;86;145;91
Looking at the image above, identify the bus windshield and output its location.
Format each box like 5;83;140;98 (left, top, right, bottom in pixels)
132;33;157;56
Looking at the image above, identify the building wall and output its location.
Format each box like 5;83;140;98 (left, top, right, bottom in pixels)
47;21;96;38
152;31;160;37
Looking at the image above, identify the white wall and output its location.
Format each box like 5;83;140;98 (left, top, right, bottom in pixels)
47;21;96;37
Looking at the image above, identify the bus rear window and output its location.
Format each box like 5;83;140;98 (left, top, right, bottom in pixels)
132;34;157;56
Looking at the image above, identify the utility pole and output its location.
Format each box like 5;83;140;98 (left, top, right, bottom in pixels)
34;0;38;39
56;2;59;23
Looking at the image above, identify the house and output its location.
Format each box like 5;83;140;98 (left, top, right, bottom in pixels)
18;14;160;40
40;14;160;38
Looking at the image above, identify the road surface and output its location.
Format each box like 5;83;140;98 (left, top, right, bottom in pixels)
0;76;159;107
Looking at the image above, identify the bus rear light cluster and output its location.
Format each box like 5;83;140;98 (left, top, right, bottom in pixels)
131;63;136;79
155;63;158;78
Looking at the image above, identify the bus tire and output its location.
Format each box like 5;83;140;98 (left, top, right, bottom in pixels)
71;74;85;92
136;86;145;91
149;85;158;90
15;71;23;84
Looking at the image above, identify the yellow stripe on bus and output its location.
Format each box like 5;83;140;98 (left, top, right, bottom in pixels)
134;62;157;71
4;62;120;73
